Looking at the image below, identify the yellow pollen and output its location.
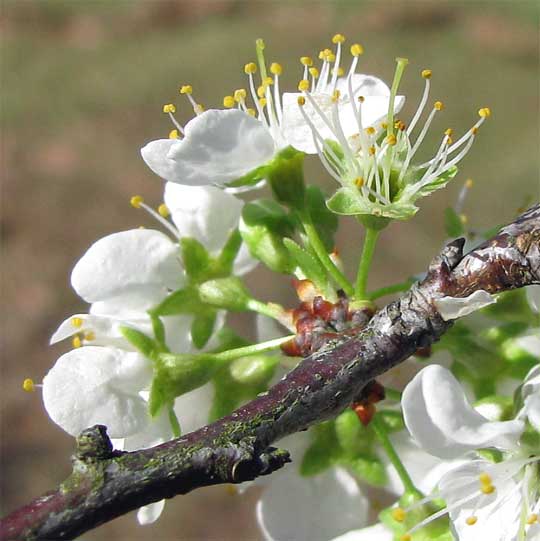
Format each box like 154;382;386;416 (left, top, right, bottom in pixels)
381;122;388;129
479;473;492;485
332;89;341;102
480;484;495;495
400;535;412;541
434;101;444;111
257;85;266;98
194;103;205;114
263;76;273;86
297;96;306;106
526;514;538;525
422;69;432;79
309;67;319;78
350;43;364;57
223;95;235;108
270;62;283;75
298;79;310;92
460;213;468;224
22;378;35;392
386;134;397;146
71;317;83;328
130;195;144;209
234;89;247;102
445;128;453;136
446;137;453;145
84;331;96;341
369;146;376;156
366;126;375;135
332;33;346;44
466;516;478;526
158;203;170;217
391;507;407;522
465;178;474;188
326;52;336;63
179;85;193;95
244;62;257;74
162;103;176;114
169;129;180;139
333;66;345;77
246;108;256;117
300;56;313;67
471;126;479;135
355;177;364;188
397;120;406;131
72;335;82;348
478;107;491;118
259;97;267;107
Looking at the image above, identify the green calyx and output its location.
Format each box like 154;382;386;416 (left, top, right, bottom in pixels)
266;147;306;211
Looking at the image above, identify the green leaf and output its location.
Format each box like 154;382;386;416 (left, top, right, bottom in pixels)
283;237;328;292
180;237;211;281
266;147;306;210
345;454;387;486
444;206;465;237
241;199;295;236
120;326;159;359
191;311;217;349
225;163;268;188
305;186;338;251
151;286;201;316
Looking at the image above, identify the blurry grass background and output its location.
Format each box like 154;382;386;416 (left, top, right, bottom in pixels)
1;1;538;539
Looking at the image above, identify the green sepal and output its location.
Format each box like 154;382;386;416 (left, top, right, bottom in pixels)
444;206;465;238
229;354;278;386
266;147;306;211
283;237;329;293
150;313;166;349
151;286;201;316
225;163;268;188
149;352;216;416
241;199;296;236
334;409;373;455
305;186;338;251
217;229;242;274
211;326;251;353
180;237;211;281
120;326;160;359
191;310;217;349
198;277;252;311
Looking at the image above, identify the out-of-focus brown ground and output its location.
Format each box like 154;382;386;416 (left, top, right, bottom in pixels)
1;1;538;539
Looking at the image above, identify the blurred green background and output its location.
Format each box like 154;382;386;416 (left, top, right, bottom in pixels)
1;1;538;539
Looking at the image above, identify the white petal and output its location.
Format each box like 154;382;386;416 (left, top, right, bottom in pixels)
71;229;183;303
172;382;214;435
514;332;540;359
256;466;368;541
526;285;540;313
89;286;167;320
43;346;153;438
331;524;393;541
402;365;524;459
232;242;258;276
161;314;193;354
142;109;275;186
122;406;172;451
137;500;166;525
164;183;243;254
524;394;540;432
434;290;496;321
523;363;540;398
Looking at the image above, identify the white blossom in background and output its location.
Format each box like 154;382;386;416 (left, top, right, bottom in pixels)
399;364;539;541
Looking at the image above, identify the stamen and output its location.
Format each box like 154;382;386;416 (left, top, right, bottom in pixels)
130;195;144;209
130;195;180;238
298;79;310;92
22;378;35;392
158;203;170;218
244;62;257;75
169;129;180;139
270;63;283;123
527;514;538;525
71;317;83;328
330;34;345;91
162;103;184;134
223;95;235;108
84;331;96;341
466;516;478;526
179;84;203;115
72;335;82;348
391;507;407;522
386;57;408;137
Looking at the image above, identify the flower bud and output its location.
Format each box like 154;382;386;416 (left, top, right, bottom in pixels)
198;277;252;311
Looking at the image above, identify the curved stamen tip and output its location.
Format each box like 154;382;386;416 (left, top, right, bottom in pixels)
130;195;144;209
22;378;35;392
234;88;247;102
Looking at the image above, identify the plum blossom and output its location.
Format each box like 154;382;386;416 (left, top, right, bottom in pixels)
400;364;539;541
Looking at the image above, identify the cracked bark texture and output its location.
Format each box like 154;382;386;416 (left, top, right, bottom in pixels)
2;205;539;540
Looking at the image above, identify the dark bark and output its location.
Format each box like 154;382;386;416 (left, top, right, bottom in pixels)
2;205;539;540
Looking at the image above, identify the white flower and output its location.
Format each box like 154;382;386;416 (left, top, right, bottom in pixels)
331;523;393;541
400;365;539;540
520;364;540;432
434;290;496;321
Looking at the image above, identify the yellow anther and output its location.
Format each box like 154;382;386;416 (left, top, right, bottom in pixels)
297;96;306;106
326;52;336;63
270;62;283;75
234;89;247;102
298;79;310;92
381;122;388;129
355;177;364;188
223;95;235;108
332;89;341;102
460;214;468;225
479;473;492;485
396;120;406;131
71;317;83;328
244;62;257;74
446;137;453;145
22;378;35;392
158;203;170;217
259;97;267;107
386;134;397;146
72;335;82;348
169;129;180;139
257;85;267;98
400;535;412;541
333;66;345;77
365;126;375;135
179;85;193;95
300;56;314;67
332;34;346;44
356;96;365;104
478;107;491;118
369;146;376;156
130;195;144;209
471;126;479;135
445;128;453;136
480;484;495;495
466;516;478;526
350;43;364;57
526;514;538;525
162;103;176;114
465;178;474;189
434;101;444;111
246;108;256;117
84;331;96;341
422;69;432;79
194;103;205;114
263;76;274;86
391;507;406;522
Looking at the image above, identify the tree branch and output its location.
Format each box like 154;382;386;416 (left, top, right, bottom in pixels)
2;205;539;540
